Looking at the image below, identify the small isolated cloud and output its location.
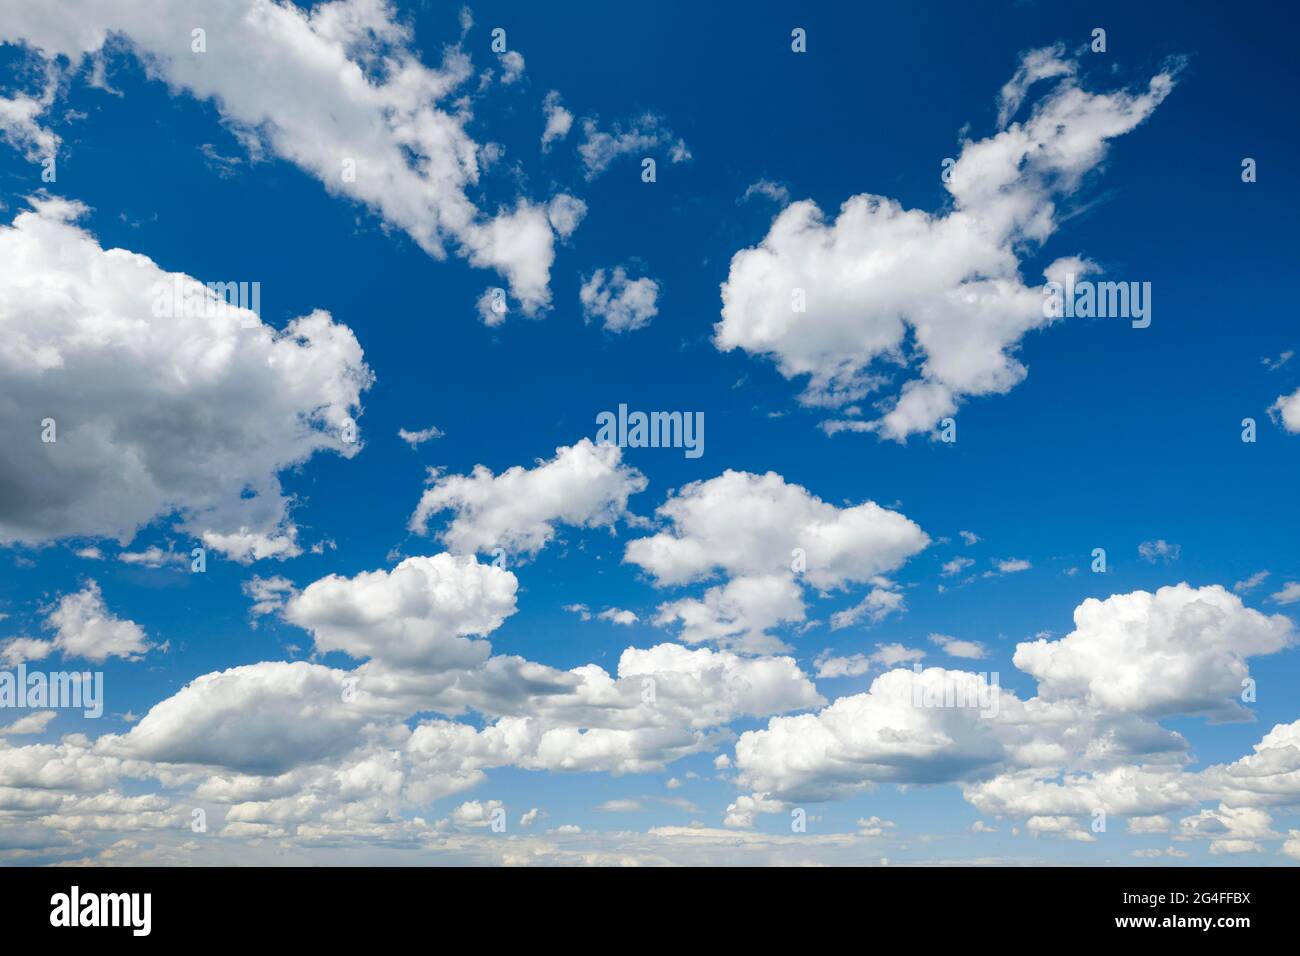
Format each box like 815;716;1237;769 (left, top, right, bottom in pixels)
1234;570;1270;593
243;575;297;619
0;711;57;736
498;50;525;85
830;587;905;630
857;815;895;837
992;559;1031;575
541;91;573;151
815;643;925;678
741;180;790;205
929;633;988;659
959;531;981;546
547;194;587;240
1263;350;1293;372
578;113;687;179
1270;387;1300;433
595;799;642;813
1271;582;1300;605
597;608;639;626
117;546;186;568
1;581;151;665
399;425;444;448
580;267;660;334
942;556;974;577
1138;539;1181;563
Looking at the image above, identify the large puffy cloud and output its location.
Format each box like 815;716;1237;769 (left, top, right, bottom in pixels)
0;0;573;312
730;584;1294;830
284;554;516;671
733;667;1021;804
715;46;1178;438
410;439;647;557
625;470;928;590
625;469;927;652
0;198;372;559
1013;584;1292;721
104;661;373;775
1200;719;1300;808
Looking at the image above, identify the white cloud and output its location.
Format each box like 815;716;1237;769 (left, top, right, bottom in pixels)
106;661;367;775
1270;582;1300;605
0;0;565;313
930;633;988;660
497;51;525;85
829;587;906;630
2;580;151;665
580;267;660;334
815;643;924;678
1025;814;1095;842
540;90;573;151
734;667;1015;803
0;198;371;560
243;575;297;618
0;711;57;735
597;608;639;626
740;180;790;205
941;557;974;577
626;470;928;591
1234;570;1269;593
451;799;504;827
398;425;444;448
1270;387;1300;433
546;194;587;240
0;63;59;160
628;470;927;653
284;554;516;671
117;546;185;569
1013;584;1292;720
577;113;687;179
1126;814;1171;834
410;439;646;557
654;574;805;654
595;799;641;812
715;47;1178;438
1138;539;1180;563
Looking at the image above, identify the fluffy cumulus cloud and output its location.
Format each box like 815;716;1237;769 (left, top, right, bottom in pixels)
579;267;660;334
409;439;647;558
727;583;1295;834
1013;584;1292;721
1271;386;1300;433
0;198;371;560
284;554;516;670
3;580;150;666
104;661;369;775
626;470;927;652
715;46;1178;439
540;90;573;151
0;0;574;313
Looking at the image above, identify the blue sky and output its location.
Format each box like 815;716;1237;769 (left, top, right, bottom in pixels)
0;0;1298;865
